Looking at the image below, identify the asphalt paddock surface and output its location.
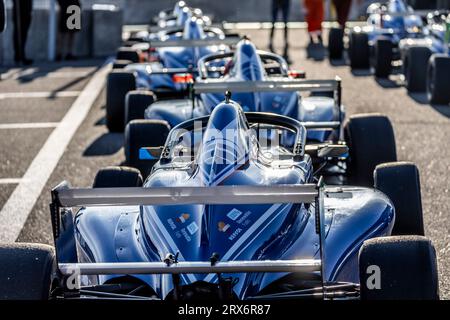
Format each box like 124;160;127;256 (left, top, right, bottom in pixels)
0;29;449;299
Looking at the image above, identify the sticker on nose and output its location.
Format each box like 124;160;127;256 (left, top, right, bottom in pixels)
186;221;198;235
226;208;243;221
218;221;231;233
176;213;190;223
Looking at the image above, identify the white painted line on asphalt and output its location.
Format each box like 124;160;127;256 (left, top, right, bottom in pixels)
0;91;80;99
0;62;111;243
0;122;59;129
0;178;22;185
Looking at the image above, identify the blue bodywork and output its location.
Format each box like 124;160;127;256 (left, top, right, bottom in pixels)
134;2;212;41
362;0;424;53
399;11;450;56
126;16;228;94
145;39;343;143
58;101;395;300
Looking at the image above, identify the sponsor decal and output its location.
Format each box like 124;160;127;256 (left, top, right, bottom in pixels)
176;213;190;223
167;218;177;230
181;228;192;242
218;221;231;233
226;208;243;221
186;221;199;235
236;210;252;226
228;228;242;241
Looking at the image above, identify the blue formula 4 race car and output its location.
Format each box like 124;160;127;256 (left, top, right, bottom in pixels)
400;11;450;104
0;100;439;300
149;1;212;33
328;0;425;77
125;4;214;47
106;16;239;132
121;39;346;177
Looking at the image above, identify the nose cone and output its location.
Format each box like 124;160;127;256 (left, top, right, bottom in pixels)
232;39;265;81
183;17;205;40
173;1;186;17
197;101;251;186
177;7;192;26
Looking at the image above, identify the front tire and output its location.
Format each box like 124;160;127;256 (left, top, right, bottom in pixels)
93;166;143;188
328;27;344;60
125;120;171;177
344;114;397;186
116;47;140;63
374;38;393;78
404;46;432;92
125;90;156;126
374;162;424;235
427;54;450;105
349;31;370;69
0;243;56;300
359;236;439;300
106;70;136;132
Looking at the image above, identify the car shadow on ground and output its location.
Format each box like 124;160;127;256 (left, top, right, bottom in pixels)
431;104;450;118
306;43;326;61
83;132;124;156
95;116;106;126
329;58;347;67
409;92;429;105
1;60;103;100
16;60;102;82
375;77;401;89
408;92;450;118
350;68;372;77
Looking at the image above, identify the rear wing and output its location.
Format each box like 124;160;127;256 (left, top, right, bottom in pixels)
50;180;327;294
193;79;339;94
149;37;240;48
380;10;448;18
192;78;343;133
130;36;240;54
145;67;198;75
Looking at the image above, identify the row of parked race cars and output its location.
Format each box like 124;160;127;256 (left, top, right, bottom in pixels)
0;1;441;300
327;0;450;104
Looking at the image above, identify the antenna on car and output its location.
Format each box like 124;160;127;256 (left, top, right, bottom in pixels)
225;90;232;103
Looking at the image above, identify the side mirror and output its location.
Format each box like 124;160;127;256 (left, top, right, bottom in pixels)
139;147;164;160
305;144;348;158
0;0;5;33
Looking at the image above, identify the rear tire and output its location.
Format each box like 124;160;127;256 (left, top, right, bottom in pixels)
404;46;432;92
0;243;55;300
93;166;143;188
125;120;171;177
349;31;370;69
116;47;140;63
374;162;424;236
359;236;439;300
106;70;136;132
328;27;344;60
344;114;397;186
427;54;450;105
374;38;393;78
125;90;156;126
